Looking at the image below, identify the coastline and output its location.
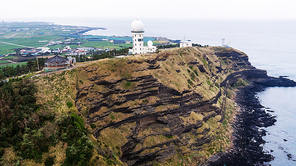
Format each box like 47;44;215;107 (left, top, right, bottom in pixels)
207;76;296;165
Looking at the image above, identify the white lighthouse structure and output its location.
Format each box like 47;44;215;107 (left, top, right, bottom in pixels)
129;19;156;55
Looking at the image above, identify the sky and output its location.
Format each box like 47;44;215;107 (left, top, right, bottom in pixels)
1;0;296;22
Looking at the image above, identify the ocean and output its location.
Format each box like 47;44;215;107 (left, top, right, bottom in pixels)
55;17;296;165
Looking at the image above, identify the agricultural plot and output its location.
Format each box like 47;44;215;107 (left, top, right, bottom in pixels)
1;56;17;59
0;60;11;63
1;61;27;67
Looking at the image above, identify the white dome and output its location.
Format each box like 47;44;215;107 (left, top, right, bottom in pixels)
147;40;153;47
131;19;144;32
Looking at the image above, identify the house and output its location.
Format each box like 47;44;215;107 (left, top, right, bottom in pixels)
45;55;69;69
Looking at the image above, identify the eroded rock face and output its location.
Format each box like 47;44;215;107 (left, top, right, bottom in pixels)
75;47;263;165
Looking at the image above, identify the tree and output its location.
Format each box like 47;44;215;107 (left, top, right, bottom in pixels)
15;65;21;75
27;60;33;72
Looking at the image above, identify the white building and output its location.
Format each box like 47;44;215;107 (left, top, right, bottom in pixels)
180;40;192;48
129;19;157;54
37;47;51;54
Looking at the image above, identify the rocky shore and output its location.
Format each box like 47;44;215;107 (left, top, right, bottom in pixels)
207;76;296;166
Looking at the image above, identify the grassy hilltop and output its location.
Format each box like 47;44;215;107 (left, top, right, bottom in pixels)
0;46;253;165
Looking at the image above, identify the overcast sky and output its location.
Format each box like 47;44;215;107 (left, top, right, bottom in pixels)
1;0;296;21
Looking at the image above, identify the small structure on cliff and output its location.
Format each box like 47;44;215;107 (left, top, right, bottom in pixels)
180;40;192;48
129;19;157;54
45;55;69;70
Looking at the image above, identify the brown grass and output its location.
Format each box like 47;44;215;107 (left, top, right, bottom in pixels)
1;148;18;165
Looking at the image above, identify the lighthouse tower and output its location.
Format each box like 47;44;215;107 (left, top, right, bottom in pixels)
131;19;144;54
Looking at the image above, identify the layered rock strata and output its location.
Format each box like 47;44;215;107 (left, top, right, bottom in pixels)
75;47;270;165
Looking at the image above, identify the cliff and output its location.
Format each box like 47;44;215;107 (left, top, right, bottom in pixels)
1;46;280;165
72;46;256;165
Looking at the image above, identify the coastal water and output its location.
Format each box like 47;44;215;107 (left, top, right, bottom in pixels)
54;17;296;165
258;87;296;165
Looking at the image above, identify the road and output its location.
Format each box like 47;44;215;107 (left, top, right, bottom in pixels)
0;41;34;48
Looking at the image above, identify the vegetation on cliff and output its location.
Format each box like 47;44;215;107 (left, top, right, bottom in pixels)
0;46;253;165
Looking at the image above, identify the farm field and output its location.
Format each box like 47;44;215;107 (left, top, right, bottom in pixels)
0;56;17;59
0;60;11;63
0;61;27;67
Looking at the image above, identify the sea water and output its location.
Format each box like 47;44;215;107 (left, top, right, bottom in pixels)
54;17;296;165
259;87;296;165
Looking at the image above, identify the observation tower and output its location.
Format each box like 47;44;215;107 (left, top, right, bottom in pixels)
131;19;144;54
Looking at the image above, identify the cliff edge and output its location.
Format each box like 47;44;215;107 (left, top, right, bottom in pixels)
72;46;259;165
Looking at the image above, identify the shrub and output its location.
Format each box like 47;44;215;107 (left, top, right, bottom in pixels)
125;81;131;87
110;114;115;120
202;59;208;66
215;82;220;88
58;115;94;166
90;123;96;129
194;70;198;76
187;79;193;86
45;157;55;166
189;66;193;69
0;148;4;158
66;101;73;108
233;78;249;88
71;114;85;130
190;72;196;80
206;79;212;86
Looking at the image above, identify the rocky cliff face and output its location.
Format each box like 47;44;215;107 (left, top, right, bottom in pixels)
74;47;262;165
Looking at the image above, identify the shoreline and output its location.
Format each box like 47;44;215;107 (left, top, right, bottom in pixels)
208;83;275;165
207;75;296;165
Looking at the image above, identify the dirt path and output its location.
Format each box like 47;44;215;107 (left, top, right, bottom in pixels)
0;41;34;48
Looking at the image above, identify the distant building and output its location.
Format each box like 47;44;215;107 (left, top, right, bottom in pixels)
67;56;76;64
129;19;157;55
37;47;51;54
113;40;126;44
180;40;192;48
45;55;69;69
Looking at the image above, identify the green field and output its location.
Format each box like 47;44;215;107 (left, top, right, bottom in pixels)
0;62;27;67
0;60;11;63
1;56;17;59
80;41;132;49
48;44;80;50
0;22;150;61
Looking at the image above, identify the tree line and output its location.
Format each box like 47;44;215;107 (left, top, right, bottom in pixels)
0;58;46;80
0;48;130;80
72;48;129;62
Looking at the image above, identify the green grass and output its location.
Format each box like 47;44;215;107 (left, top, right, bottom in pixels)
1;56;17;59
0;60;11;63
202;59;208;66
0;62;27;67
0;33;65;55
